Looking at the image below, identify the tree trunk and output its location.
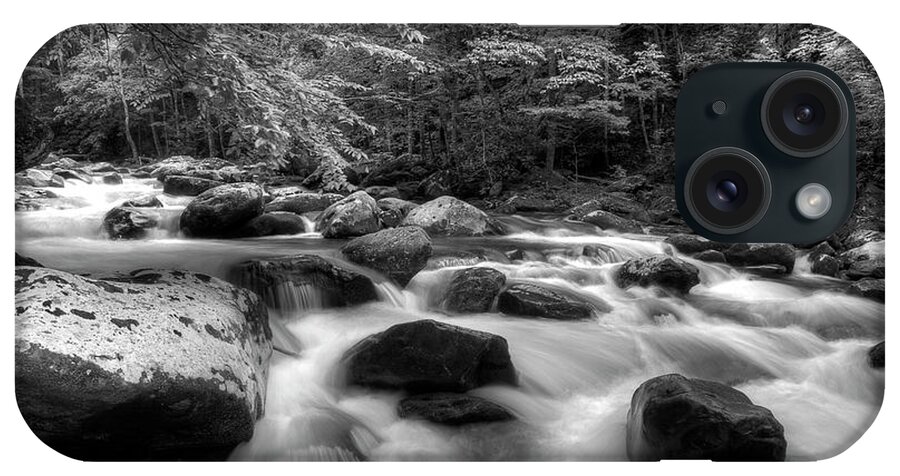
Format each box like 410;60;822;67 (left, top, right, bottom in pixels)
407;79;415;156
637;97;651;154
116;79;139;162
203;102;215;158
545;123;556;172
149;109;162;158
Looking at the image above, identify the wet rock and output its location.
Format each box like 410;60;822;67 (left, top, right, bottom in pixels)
163;175;225;196
377;197;417;228
16;169;66;188
665;234;727;254
53;168;93;184
582;244;619;262
102;173;123;185
398;393;514;425
849;278;885;302
102;207;160;240
443;267;506;313
342;319;517;393
83;161;118;173
616;256;701;294
316;191;382;239
15;253;43;267
235;212;307;237
264;192;344;214
41;157;81;169
234;254;379;308
402;196;497;237
724;243;796;273
505;249;526;261
121;194;163;208
341;226;432;286
15;187;58;211
807;241;836;259
694;250;726;263
810;254;839;277
180;183;265;238
569;194;651;222
581;210;643;233
15;268;272;460
868;341;885;369
216;165;250;183
364;185;400;200
840;241;885;280
150;156;230;181
498;283;596;320
626;374;786;461
842;229;884;251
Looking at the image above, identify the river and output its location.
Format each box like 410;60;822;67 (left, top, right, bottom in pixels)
15;176;884;461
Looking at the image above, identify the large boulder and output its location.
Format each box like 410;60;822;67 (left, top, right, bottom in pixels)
377;197;417;228
842;229;884;251
840;241;885;280
150;156;230;181
849;278;885;302
626;374;786;461
724;243;796;273
497;283;596;320
53;168;93;184
15;267;272;460
16;169;66;188
316;191;382;239
121;194;164;208
163;175;225;196
342;319;517;393
810;254;839;277
340;226;432;286
264;192;344;214
664;234;728;254
397;393;514;426
102;206;160;240
616;256;701;294
235;212;307;237
443;267;506;313
179;183;265;238
495;195;567;214
401;196;497;237
234;254;378;309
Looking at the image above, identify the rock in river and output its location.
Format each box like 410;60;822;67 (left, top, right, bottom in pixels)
616;256;700;294
626;374;786;461
341;226;432;286
497;283;596;320
443;267;506;313
398;393;515;426
235;211;307;237
316;191;382;238
179;183;265;238
342;319;517;393
724;243;796;273
14;267;272;460
163;175;225;196
234;254;378;309
102;206;160;240
868;341;885;369
401;195;497;237
377;197;417;228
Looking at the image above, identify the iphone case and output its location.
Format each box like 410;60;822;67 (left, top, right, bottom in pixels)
13;23;884;461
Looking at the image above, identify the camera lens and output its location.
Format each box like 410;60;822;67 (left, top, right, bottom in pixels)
761;70;849;157
684;147;771;234
793;104;815;124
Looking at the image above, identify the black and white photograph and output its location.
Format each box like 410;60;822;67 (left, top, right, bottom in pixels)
13;23;884;461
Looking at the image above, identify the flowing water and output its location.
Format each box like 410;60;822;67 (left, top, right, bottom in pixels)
15;176;885;461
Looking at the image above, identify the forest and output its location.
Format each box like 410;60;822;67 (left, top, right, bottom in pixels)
16;23;884;196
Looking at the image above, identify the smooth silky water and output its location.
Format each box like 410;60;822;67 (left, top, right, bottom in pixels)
15;178;884;461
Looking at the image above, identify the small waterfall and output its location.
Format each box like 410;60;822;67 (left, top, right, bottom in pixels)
300;215;317;233
264;282;328;313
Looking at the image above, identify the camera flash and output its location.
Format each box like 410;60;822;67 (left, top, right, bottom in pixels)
795;183;832;220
